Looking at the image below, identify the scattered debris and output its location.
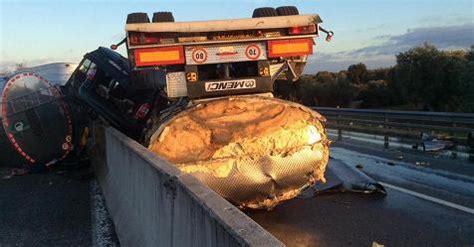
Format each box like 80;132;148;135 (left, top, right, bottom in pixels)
451;152;458;159
351;183;387;195
415;161;430;167
372;241;385;247
332;200;351;206
312;159;387;196
11;168;29;176
419;132;455;152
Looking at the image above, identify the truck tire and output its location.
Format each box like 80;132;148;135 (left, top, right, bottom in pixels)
252;7;278;18
152;12;174;22
276;6;299;16
126;12;150;24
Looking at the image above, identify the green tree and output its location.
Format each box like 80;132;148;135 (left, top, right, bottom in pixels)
357;80;394;108
315;71;335;83
347;63;368;84
392;43;467;111
459;45;474;112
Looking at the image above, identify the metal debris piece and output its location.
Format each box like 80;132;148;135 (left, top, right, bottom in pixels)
311;158;386;196
415;161;430;167
372;242;385;247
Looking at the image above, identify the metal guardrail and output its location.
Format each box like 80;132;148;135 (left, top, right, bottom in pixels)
313;107;474;148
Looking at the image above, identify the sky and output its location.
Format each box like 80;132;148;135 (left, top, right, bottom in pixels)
0;0;473;73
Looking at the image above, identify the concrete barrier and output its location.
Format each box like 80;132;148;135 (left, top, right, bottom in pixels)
92;126;284;247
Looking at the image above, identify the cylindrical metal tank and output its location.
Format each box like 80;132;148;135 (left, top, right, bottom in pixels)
0;72;73;169
14;62;77;86
0;78;23;167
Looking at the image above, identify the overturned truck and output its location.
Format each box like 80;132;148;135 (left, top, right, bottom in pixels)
66;6;334;209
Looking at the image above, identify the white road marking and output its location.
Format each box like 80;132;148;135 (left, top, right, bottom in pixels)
380;182;474;215
90;180;116;246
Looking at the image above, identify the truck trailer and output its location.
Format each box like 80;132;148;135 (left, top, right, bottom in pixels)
66;6;336;209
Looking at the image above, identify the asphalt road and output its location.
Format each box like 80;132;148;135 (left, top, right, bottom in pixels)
1;136;473;246
0;165;118;246
248;138;474;247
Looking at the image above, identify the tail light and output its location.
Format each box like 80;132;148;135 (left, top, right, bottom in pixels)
289;24;317;35
134;46;185;67
128;32;160;45
135;103;151;119
267;39;313;58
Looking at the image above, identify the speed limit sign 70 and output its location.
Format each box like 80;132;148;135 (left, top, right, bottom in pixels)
245;45;261;60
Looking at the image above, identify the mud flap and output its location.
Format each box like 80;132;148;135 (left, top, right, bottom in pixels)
310;157;386;195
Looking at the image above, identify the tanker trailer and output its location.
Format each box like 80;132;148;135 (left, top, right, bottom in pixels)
0;72;73;169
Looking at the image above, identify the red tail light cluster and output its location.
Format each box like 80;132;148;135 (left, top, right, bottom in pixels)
135;103;151;119
128;32;161;45
289;24;317;35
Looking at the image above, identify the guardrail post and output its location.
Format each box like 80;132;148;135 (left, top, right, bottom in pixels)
337;107;342;140
384;113;389;149
451;120;456;138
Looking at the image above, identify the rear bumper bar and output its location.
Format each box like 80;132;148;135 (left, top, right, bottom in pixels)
125;14;322;33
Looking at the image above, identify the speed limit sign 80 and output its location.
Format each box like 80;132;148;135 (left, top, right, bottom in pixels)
191;48;208;64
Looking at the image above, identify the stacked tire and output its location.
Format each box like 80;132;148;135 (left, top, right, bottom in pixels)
126;12;174;24
252;6;299;18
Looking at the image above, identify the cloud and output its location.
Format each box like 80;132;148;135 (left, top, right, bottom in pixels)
359;24;474;55
306;53;395;73
307;24;474;72
0;58;76;74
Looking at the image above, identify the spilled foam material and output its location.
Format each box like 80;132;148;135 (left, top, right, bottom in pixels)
149;96;330;209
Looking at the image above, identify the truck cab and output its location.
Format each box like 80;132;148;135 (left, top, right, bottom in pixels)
63;47;152;138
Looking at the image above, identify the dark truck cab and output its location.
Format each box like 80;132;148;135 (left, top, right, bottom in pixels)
63;47;163;138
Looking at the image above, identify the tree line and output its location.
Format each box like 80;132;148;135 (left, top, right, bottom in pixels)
276;43;474;113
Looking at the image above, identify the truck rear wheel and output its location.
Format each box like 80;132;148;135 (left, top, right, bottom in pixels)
276;6;299;16
252;7;278;18
152;12;175;22
126;12;150;24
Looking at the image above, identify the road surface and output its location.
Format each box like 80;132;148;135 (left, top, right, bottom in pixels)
248;139;474;246
1;137;473;246
0;165;119;246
